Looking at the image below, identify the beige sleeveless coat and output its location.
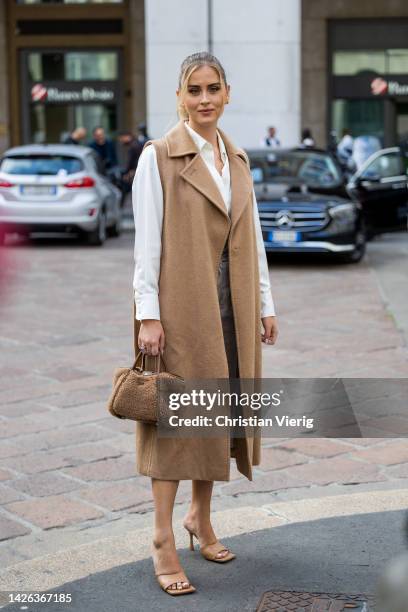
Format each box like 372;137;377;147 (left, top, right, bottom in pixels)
134;119;262;481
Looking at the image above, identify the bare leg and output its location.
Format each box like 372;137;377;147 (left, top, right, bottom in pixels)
151;478;191;591
183;480;229;559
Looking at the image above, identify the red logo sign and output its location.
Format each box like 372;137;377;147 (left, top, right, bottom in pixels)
371;77;388;96
31;83;48;102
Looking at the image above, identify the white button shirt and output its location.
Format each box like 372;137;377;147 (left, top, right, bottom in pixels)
132;121;276;321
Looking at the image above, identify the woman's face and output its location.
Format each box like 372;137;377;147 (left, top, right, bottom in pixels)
177;65;230;128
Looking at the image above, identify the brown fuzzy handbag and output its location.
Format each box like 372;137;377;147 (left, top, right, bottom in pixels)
107;304;184;423
107;351;183;423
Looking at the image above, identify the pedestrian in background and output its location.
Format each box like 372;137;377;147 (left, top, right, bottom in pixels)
300;127;315;148
337;128;354;163
132;51;278;597
261;125;280;148
88;126;118;171
118;127;146;185
336;128;356;179
328;129;338;156
63;127;87;145
136;121;150;146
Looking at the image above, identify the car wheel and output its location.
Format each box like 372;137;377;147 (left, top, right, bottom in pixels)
107;213;122;238
87;210;107;246
338;229;366;264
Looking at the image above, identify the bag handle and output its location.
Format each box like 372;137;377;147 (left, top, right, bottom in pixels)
131;350;165;373
132;301;167;373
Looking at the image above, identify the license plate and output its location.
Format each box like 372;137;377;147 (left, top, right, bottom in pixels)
267;230;299;242
20;185;57;196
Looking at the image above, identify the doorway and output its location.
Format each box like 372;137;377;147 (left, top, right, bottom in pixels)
396;102;408;148
30;103;117;144
20;48;122;145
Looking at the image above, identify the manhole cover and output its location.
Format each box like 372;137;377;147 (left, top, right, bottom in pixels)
256;590;375;611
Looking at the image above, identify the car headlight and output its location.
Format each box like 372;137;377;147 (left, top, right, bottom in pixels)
328;202;356;220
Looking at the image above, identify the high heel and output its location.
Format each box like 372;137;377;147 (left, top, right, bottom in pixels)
185;526;236;563
152;541;196;596
155;571;196;596
189;530;195;551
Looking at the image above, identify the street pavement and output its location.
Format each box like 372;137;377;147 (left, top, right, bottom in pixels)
365;231;408;347
0;505;406;611
0;224;407;609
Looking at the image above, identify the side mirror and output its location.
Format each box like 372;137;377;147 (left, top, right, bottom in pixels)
360;172;381;183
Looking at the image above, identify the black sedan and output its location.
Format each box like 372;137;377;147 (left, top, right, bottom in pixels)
347;146;408;237
247;148;366;264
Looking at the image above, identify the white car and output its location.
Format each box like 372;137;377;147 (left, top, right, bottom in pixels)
0;144;122;245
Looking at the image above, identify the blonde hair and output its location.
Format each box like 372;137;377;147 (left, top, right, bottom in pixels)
177;52;228;121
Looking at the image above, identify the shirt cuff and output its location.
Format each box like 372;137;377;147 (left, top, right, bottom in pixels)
134;293;160;321
260;290;276;318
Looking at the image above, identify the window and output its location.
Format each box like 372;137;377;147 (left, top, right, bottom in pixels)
333;51;386;76
333;49;408;76
361;152;403;179
332;99;384;142
29;103;117;144
28;52;118;81
247;151;342;188
0;155;84;175
18;19;122;35
17;1;123;5
388;49;408;74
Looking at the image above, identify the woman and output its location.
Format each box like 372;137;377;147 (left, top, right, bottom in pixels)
132;52;278;596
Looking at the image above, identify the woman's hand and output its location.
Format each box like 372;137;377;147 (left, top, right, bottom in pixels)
138;320;165;356
261;316;278;346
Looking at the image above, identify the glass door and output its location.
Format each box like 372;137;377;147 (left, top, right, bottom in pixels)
396;102;408;148
332;99;384;143
30;103;117;144
20;48;122;144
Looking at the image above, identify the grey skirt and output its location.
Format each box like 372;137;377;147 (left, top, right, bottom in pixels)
217;246;240;450
217;245;239;379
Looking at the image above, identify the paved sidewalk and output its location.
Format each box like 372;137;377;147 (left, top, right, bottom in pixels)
366;232;408;346
0;492;407;611
0;230;407;582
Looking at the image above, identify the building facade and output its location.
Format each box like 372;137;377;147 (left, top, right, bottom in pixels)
0;0;300;153
1;0;145;154
1;0;407;154
145;0;301;148
302;0;408;148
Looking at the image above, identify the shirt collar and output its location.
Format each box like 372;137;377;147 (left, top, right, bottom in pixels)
184;121;227;160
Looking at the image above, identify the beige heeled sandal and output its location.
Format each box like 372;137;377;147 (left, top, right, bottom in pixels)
155;570;196;596
186;527;236;563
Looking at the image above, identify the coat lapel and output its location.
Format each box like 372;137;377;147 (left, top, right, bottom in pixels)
218;126;253;231
180;155;230;220
165;120;252;226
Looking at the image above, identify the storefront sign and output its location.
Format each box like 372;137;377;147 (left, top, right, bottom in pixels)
30;82;116;104
388;81;408;95
333;74;408;99
371;77;408;97
371;77;388;96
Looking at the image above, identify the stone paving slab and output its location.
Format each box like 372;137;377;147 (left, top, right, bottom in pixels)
0;516;30;542
5;495;105;530
0;232;407;564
